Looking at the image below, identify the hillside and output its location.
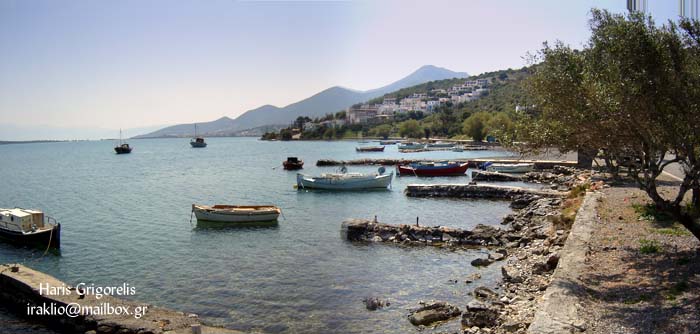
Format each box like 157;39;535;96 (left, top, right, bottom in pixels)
135;65;467;138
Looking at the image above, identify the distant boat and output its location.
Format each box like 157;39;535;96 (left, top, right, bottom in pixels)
192;204;281;223
426;142;454;148
356;146;385;152
296;167;393;190
483;162;535;173
0;208;61;249
398;142;425;150
283;157;304;170
397;161;469;176
379;140;399;145
190;124;207;148
452;145;464;152
114;129;132;154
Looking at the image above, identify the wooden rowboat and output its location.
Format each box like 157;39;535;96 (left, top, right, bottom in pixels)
192;204;281;223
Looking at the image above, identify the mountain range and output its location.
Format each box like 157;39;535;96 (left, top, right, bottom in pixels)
135;65;468;138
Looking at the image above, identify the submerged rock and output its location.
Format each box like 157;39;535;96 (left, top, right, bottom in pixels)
408;301;461;326
363;296;389;311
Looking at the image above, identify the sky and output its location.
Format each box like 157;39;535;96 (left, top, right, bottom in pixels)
0;0;681;139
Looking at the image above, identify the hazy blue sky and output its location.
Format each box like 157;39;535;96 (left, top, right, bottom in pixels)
0;0;680;138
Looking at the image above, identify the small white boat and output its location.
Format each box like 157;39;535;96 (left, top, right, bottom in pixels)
192;204;281;223
398;142;425;150
483;162;535;173
296;167;393;190
426;142;454;148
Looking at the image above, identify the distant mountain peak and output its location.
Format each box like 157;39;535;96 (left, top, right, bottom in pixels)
137;65;468;138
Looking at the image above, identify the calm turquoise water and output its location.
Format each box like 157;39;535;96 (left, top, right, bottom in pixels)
0;138;522;333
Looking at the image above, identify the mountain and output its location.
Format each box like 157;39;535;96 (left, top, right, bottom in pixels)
135;65;467;138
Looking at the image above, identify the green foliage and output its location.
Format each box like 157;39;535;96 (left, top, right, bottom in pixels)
279;129;293;141
639;239;662;254
665;281;689;300
568;183;590;199
370;124;393;139
462;112;492;142
521;9;700;239
398;119;423;138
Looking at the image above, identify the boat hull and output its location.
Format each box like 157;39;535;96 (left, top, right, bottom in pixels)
397;162;469;176
356;147;385;152
114;147;132;154
296;173;392;190
485;163;534;173
0;224;60;249
190;142;207;148
193;206;280;223
283;161;304;170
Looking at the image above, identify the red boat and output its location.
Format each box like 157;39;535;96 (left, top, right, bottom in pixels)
283;157;304;170
396;161;469;176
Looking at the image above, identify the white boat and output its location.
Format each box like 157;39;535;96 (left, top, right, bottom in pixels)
398;142;425;150
452;145;464;152
296;167;393;190
0;208;61;249
484;162;535;173
426;142;454;148
192;204;281;223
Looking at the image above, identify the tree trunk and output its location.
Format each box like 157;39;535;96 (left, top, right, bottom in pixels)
577;148;597;169
679;214;700;241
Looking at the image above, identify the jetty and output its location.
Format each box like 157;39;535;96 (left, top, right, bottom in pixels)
342;219;509;247
316;158;577;170
0;264;242;334
405;183;566;199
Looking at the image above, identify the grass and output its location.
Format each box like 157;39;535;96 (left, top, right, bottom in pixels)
638;239;662;254
631;203;675;224
665;281;689;300
654;226;692;237
568;183;590;199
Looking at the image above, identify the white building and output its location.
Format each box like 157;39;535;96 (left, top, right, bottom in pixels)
347;104;379;124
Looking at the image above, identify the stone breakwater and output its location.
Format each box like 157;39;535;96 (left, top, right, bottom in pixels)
342;219;510;248
0;264;242;334
316;158;578;169
404;183;566;200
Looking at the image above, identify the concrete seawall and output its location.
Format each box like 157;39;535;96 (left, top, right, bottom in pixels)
0;264;242;334
405;184;566;199
527;192;600;333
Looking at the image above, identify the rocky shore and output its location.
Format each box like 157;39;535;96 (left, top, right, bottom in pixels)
345;167;599;333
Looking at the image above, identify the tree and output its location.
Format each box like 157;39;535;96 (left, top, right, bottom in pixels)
279;129;293;141
520;9;700;240
462;112;492;142
371;124;392;139
398;119;423;139
487;112;514;142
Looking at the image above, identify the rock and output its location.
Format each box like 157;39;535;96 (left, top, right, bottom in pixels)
408;301;461;326
473;286;499;300
363;296;389;310
370;235;383;242
462;301;499;328
465;272;482;284
96;325;114;334
501;266;523;283
510;194;540;209
488;249;507;261
471;257;494;267
546;253;560;270
532;261;553;275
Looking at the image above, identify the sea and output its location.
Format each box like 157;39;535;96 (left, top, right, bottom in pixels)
0;137;530;333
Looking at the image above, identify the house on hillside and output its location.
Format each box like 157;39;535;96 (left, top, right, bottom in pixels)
347;104;380;124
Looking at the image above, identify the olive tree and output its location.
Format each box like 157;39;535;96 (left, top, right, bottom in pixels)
520;9;700;239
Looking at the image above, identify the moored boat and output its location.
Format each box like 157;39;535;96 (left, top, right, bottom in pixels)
283;157;304;170
192;204;281;223
379;140;400;145
397;161;469;176
426;142;454;148
190;124;207;148
114;129;132;154
398;142;425;150
0;208;61;249
356;146;385;152
296;167;393;190
452;145;464;152
482;162;535;173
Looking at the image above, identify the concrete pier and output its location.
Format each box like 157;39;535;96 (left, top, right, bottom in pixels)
405;184;566;199
0;264;242;334
316;158;577;170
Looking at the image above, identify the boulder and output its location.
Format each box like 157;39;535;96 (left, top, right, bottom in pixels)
501;266;523;283
408;301;461;326
473;286;499;300
363;296;389;311
461;300;499;328
471;257;493;267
